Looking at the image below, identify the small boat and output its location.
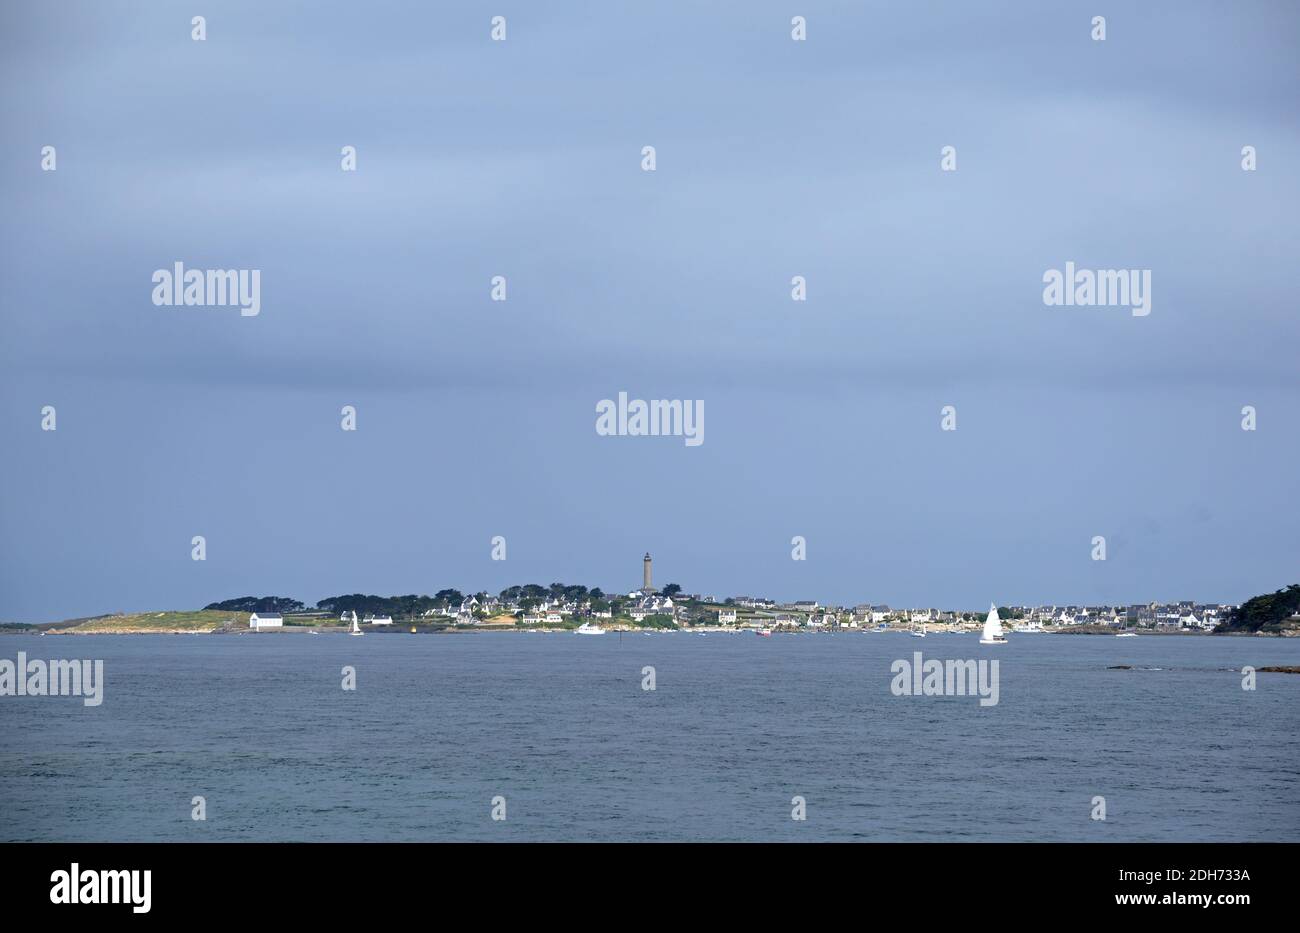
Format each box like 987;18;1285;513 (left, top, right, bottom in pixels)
349;612;363;637
909;624;927;638
756;628;772;637
1115;632;1138;638
575;622;605;635
979;603;1007;645
309;631;320;636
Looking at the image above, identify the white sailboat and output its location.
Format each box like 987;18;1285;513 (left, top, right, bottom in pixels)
575;621;605;635
909;623;927;638
349;611;363;636
979;603;1007;645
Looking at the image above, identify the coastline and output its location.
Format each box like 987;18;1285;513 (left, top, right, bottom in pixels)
4;600;1296;637
5;624;1287;637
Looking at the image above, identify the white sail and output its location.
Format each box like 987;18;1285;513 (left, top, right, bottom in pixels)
982;603;1003;641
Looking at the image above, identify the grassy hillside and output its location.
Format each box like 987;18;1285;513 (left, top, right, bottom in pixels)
63;611;240;633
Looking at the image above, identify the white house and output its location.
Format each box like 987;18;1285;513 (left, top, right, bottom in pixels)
718;608;738;625
249;613;283;630
521;613;544;625
545;611;563;625
366;615;394;626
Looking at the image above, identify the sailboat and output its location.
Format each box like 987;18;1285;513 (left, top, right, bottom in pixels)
979;603;1007;645
909;623;927;638
575;621;605;635
349;611;363;636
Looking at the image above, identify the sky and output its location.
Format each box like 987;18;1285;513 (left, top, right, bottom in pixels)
1;1;1297;622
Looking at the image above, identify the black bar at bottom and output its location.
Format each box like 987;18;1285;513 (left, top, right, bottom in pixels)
0;842;1286;920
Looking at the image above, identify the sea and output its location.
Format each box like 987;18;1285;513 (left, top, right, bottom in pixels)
2;631;1298;842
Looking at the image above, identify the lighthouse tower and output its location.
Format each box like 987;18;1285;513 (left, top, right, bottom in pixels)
641;552;654;594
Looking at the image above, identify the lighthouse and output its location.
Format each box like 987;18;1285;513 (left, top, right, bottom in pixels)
642;552;654;594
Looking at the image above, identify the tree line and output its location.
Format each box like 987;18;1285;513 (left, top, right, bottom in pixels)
203;582;693;619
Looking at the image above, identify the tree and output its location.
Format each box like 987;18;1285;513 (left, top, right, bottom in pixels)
434;589;464;607
1217;584;1300;633
662;583;682;598
205;596;303;613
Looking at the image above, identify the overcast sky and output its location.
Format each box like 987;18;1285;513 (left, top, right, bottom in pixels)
1;2;1297;622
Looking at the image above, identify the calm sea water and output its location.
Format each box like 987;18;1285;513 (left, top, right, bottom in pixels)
1;631;1297;842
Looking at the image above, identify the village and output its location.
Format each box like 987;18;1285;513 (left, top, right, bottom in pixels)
241;553;1235;635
